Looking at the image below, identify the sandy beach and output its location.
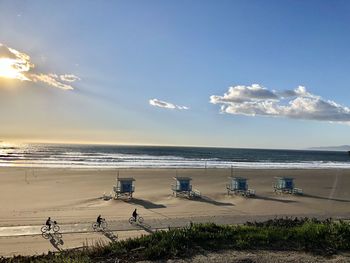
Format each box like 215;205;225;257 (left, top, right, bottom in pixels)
1;167;350;257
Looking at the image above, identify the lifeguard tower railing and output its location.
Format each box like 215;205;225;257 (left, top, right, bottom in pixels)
273;177;302;195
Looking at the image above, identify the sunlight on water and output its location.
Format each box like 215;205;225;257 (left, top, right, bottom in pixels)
0;143;349;169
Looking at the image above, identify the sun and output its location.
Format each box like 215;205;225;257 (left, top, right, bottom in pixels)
0;58;20;79
0;57;30;81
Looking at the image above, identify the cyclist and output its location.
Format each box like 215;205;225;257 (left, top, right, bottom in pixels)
132;209;137;221
45;217;52;230
96;215;103;227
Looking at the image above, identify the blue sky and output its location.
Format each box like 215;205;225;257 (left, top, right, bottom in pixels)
0;0;349;148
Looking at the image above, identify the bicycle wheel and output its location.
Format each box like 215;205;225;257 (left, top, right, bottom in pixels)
53;225;60;233
129;217;135;224
92;222;98;231
138;217;144;224
42;232;50;239
41;225;49;233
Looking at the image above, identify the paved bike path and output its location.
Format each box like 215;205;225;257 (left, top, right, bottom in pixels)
0;213;348;237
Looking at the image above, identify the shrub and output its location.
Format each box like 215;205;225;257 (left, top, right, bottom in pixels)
1;218;350;263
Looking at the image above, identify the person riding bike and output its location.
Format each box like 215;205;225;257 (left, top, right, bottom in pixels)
132;209;137;221
46;217;52;230
97;215;103;227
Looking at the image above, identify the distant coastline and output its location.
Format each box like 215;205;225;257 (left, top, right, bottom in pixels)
308;145;350;152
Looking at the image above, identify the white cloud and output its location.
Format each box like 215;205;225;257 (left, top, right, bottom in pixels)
60;74;80;82
210;84;350;123
278;85;313;98
31;74;74;91
149;99;189;110
210;84;278;104
176;105;189;110
0;43;79;90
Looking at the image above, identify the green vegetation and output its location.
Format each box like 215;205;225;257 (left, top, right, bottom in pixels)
2;218;350;263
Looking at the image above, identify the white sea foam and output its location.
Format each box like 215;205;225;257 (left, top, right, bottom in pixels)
0;156;349;169
0;144;349;169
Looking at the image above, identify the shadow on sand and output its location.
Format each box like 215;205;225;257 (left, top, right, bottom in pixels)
190;196;234;206
101;229;118;242
253;195;298;203
127;198;166;209
42;232;64;251
135;222;155;234
303;193;350;203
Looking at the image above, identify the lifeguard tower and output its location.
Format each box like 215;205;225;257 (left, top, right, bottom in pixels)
226;177;255;197
113;177;135;199
172;177;201;198
273;177;302;195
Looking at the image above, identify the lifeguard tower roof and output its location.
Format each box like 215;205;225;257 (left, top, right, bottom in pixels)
173;176;192;181
117;177;135;181
228;176;248;180
275;176;294;180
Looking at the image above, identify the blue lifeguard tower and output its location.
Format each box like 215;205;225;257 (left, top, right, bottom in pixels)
226;177;255;197
113;177;135;199
273;177;302;195
172;176;201;198
172;177;192;197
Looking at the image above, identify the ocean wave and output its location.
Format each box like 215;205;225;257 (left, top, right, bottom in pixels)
0;159;349;169
0;143;349;169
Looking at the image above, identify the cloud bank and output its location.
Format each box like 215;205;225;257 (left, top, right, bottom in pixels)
210;84;350;123
149;99;189;110
0;43;79;90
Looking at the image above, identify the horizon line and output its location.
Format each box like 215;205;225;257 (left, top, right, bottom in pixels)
1;139;346;152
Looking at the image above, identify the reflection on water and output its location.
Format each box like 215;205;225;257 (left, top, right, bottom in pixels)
0;143;349;169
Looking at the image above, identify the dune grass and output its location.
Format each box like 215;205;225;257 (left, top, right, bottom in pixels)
1;218;350;263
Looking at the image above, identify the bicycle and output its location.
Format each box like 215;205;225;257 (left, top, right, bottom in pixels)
41;221;60;236
129;215;144;224
92;218;108;231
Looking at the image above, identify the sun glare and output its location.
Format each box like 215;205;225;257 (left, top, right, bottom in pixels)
0;57;30;81
0;58;19;79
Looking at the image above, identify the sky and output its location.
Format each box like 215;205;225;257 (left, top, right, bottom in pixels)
0;0;350;149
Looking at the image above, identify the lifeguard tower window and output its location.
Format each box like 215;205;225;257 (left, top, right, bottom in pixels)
180;181;190;191
122;181;132;192
237;180;247;190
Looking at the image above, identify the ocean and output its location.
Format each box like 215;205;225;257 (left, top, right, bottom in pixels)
0;143;349;169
